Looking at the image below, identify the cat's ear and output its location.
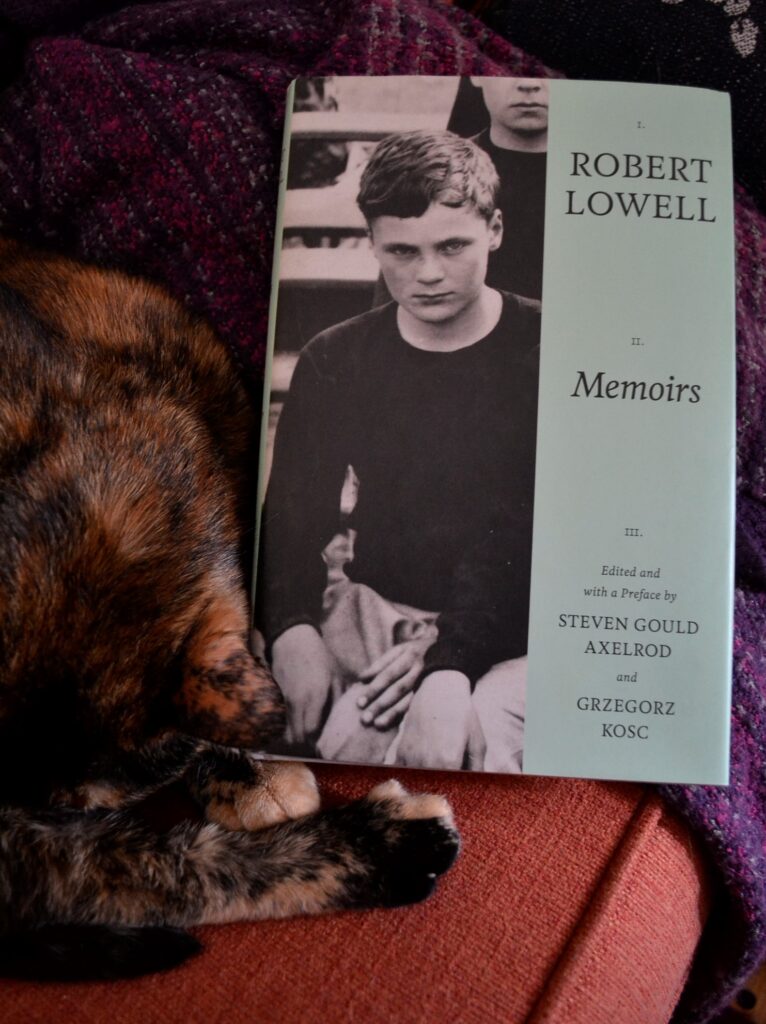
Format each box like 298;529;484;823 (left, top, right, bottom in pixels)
176;596;285;748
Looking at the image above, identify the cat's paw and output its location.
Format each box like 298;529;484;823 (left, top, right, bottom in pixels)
352;779;460;908
207;760;320;831
239;761;320;829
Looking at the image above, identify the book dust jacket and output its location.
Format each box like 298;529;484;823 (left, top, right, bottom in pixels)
253;77;735;785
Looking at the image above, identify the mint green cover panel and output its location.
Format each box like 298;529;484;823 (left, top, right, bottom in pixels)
523;82;735;784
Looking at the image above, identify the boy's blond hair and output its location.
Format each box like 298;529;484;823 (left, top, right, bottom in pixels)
357;130;499;224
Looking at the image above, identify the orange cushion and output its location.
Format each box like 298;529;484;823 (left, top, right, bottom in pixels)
3;766;711;1024
527;794;711;1023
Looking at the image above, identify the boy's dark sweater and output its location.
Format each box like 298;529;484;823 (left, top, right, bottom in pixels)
257;292;540;684
473;129;547;302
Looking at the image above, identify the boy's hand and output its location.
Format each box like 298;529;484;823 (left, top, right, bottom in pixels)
357;637;433;730
271;624;336;745
395;671;485;770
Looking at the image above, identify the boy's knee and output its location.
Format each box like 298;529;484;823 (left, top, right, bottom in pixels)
316;682;398;763
482;738;523;774
472;657;527;774
473;656;527;717
269;625;340;747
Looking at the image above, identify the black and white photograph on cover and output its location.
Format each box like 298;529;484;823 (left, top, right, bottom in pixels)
255;76;548;773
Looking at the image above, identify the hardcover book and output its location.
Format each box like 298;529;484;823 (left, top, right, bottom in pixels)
252;75;735;785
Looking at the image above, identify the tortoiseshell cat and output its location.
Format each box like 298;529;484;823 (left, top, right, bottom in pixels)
0;239;458;980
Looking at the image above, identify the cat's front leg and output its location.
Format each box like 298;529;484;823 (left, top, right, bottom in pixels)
187;746;319;831
6;781;459;933
196;779;460;922
50;735;206;812
184;754;460;911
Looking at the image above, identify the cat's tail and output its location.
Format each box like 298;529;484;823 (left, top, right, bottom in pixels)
0;923;201;981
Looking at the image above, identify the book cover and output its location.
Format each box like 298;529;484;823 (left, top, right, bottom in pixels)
252;76;735;785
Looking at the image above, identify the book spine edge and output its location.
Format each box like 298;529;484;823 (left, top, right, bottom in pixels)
250;78;296;629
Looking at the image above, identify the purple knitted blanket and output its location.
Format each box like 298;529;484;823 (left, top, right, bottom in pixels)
0;2;763;1020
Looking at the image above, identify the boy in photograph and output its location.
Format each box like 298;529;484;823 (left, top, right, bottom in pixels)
374;77;548;306
256;130;539;772
469;77;548;301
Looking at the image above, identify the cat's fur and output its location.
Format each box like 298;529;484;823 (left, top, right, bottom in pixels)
0;239;459;980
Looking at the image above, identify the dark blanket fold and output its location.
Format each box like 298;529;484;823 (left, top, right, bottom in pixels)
0;2;763;1020
474;0;766;214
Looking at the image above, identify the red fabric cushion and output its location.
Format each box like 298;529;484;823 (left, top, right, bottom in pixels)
3;766;710;1024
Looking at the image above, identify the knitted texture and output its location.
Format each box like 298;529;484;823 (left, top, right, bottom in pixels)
0;2;763;1021
0;0;546;386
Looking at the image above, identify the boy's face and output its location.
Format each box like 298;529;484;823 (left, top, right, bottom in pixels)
370;202;502;325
